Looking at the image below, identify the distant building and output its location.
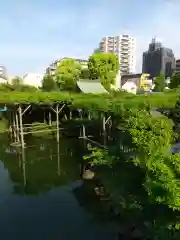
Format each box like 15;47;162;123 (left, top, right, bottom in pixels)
120;73;153;93
46;58;88;76
121;81;137;94
22;73;44;88
142;38;175;78
99;34;136;75
0;66;8;84
175;59;180;73
121;73;142;88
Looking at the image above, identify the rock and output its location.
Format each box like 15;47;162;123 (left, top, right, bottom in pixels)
83;169;95;180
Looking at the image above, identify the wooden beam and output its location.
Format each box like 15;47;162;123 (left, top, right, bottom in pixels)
22;105;31;116
80;137;107;149
105;116;111;125
23;128;64;135
51;104;65;114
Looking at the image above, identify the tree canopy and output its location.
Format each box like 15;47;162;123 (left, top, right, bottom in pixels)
153;72;166;92
11;76;23;86
88;53;119;87
55;58;82;91
42;74;58;91
79;68;90;79
169;72;180;89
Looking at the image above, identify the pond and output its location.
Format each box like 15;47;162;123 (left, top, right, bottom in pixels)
0;134;118;240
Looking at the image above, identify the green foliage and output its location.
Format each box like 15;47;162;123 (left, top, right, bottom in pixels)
83;148;113;166
88;53;119;87
93;48;101;54
83;108;180;238
0;90;178;111
154;72;166;92
169;73;180;89
0;83;38;92
11;76;23;85
42;74;58;91
79;68;90;79
55;58;82;91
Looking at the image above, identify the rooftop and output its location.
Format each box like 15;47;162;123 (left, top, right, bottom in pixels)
77;79;108;94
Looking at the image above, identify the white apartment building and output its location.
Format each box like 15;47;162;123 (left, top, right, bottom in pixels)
22;73;44;88
99;34;136;75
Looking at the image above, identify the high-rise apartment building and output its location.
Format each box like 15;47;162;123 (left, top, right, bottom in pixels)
142;38;175;78
99;34;136;75
175;59;180;73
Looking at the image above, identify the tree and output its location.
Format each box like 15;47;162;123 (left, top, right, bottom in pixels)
88;53;119;88
11;76;23;86
55;58;81;91
79;68;90;79
93;48;101;54
153;72;166;92
169;72;180;89
42;74;58;91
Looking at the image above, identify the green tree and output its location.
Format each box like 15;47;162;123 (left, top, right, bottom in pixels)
93;48;101;54
11;76;23;86
88;53;119;88
79;68;90;79
42;74;58;91
153;72;166;92
55;58;81;91
169;72;180;89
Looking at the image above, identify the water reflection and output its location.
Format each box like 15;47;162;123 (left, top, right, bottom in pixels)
0;135;118;239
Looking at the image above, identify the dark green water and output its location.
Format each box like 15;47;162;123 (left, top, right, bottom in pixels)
0;134;117;239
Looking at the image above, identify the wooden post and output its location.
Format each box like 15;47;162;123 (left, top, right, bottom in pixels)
69;110;72;120
8;110;12;139
15;110;20;142
12;112;17;142
57;143;60;176
56;104;59;143
19;106;25;148
88;111;91;120
103;131;107;146
21;147;26;187
50;149;52;161
102;115;106;132
49;111;52;126
82;124;87;150
82;124;86;138
43;112;46;123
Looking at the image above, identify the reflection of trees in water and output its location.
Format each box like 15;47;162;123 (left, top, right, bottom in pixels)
0;136;82;195
72;180;114;223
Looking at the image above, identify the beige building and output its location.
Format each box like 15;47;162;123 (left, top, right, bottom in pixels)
99;34;136;75
22;73;44;88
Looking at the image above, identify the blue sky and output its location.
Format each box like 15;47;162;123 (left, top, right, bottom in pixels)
0;0;179;76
